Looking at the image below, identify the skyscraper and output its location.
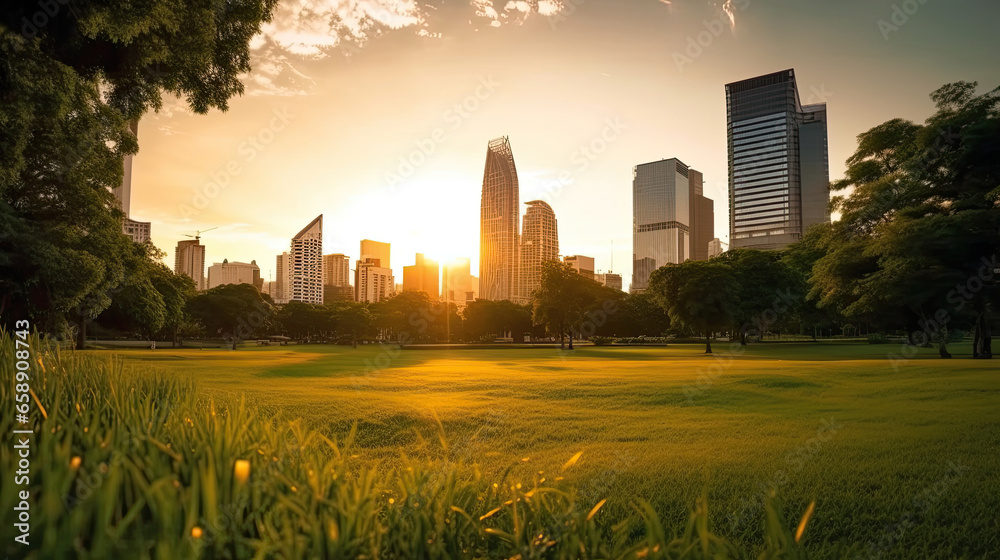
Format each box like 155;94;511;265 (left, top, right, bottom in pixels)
355;259;394;303
726;69;830;250
354;239;393;303
324;254;351;287
687;170;716;262
289;215;324;304
323;253;353;302
274;252;289;304
403;253;440;296
114;119;152;244
631;158;698;292
480;136;520;301
174;239;206;291
519;201;559;303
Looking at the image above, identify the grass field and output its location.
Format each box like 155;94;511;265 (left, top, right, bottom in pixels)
98;340;1000;558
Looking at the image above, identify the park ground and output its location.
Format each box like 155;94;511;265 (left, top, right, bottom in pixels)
103;340;1000;557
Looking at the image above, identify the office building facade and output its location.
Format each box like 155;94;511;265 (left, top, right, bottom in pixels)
631;158;696;292
687;170;716;262
726;68;830;250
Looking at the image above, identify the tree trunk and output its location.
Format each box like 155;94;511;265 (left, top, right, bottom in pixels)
75;314;87;350
705;332;713;354
938;327;951;359
740;329;747;346
568;332;574;350
560;331;565;350
973;309;992;359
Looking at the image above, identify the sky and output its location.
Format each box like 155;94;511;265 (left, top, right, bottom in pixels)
129;0;1000;290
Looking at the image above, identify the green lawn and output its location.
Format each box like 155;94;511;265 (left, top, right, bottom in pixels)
108;341;1000;558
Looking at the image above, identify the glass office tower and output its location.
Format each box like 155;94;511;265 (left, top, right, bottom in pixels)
726;69;829;250
631;158;692;292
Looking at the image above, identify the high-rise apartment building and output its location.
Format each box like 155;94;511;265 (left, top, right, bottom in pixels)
726;69;830;250
632;158;698;292
322;253;353;302
174;239;206;290
324;254;351;287
563;255;595;280
289;215;324;304
355;259;394;303
207;259;261;290
480;136;520;301
518;201;559;303
403;253;440;297
273;252;289;304
354;239;393;303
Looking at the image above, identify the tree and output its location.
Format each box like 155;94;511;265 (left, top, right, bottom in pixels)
1;0;279;339
648;261;739;353
463;300;532;343
811;82;1000;358
715;249;797;345
186;284;274;349
332;303;374;348
532;261;601;349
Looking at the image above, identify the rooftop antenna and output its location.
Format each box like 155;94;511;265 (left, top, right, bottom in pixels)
182;226;218;242
610;240;614;272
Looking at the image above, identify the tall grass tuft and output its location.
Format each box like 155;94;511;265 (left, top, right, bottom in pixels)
1;333;813;559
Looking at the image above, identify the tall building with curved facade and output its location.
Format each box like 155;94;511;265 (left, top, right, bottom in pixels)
518;200;559;303
726;69;830;250
479;136;521;301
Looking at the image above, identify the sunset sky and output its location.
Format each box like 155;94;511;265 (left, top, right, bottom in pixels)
130;0;1000;289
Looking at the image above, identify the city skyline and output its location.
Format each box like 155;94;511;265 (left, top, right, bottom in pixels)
120;1;999;290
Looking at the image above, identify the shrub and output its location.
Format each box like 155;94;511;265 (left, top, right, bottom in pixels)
590;336;614;346
867;333;889;344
